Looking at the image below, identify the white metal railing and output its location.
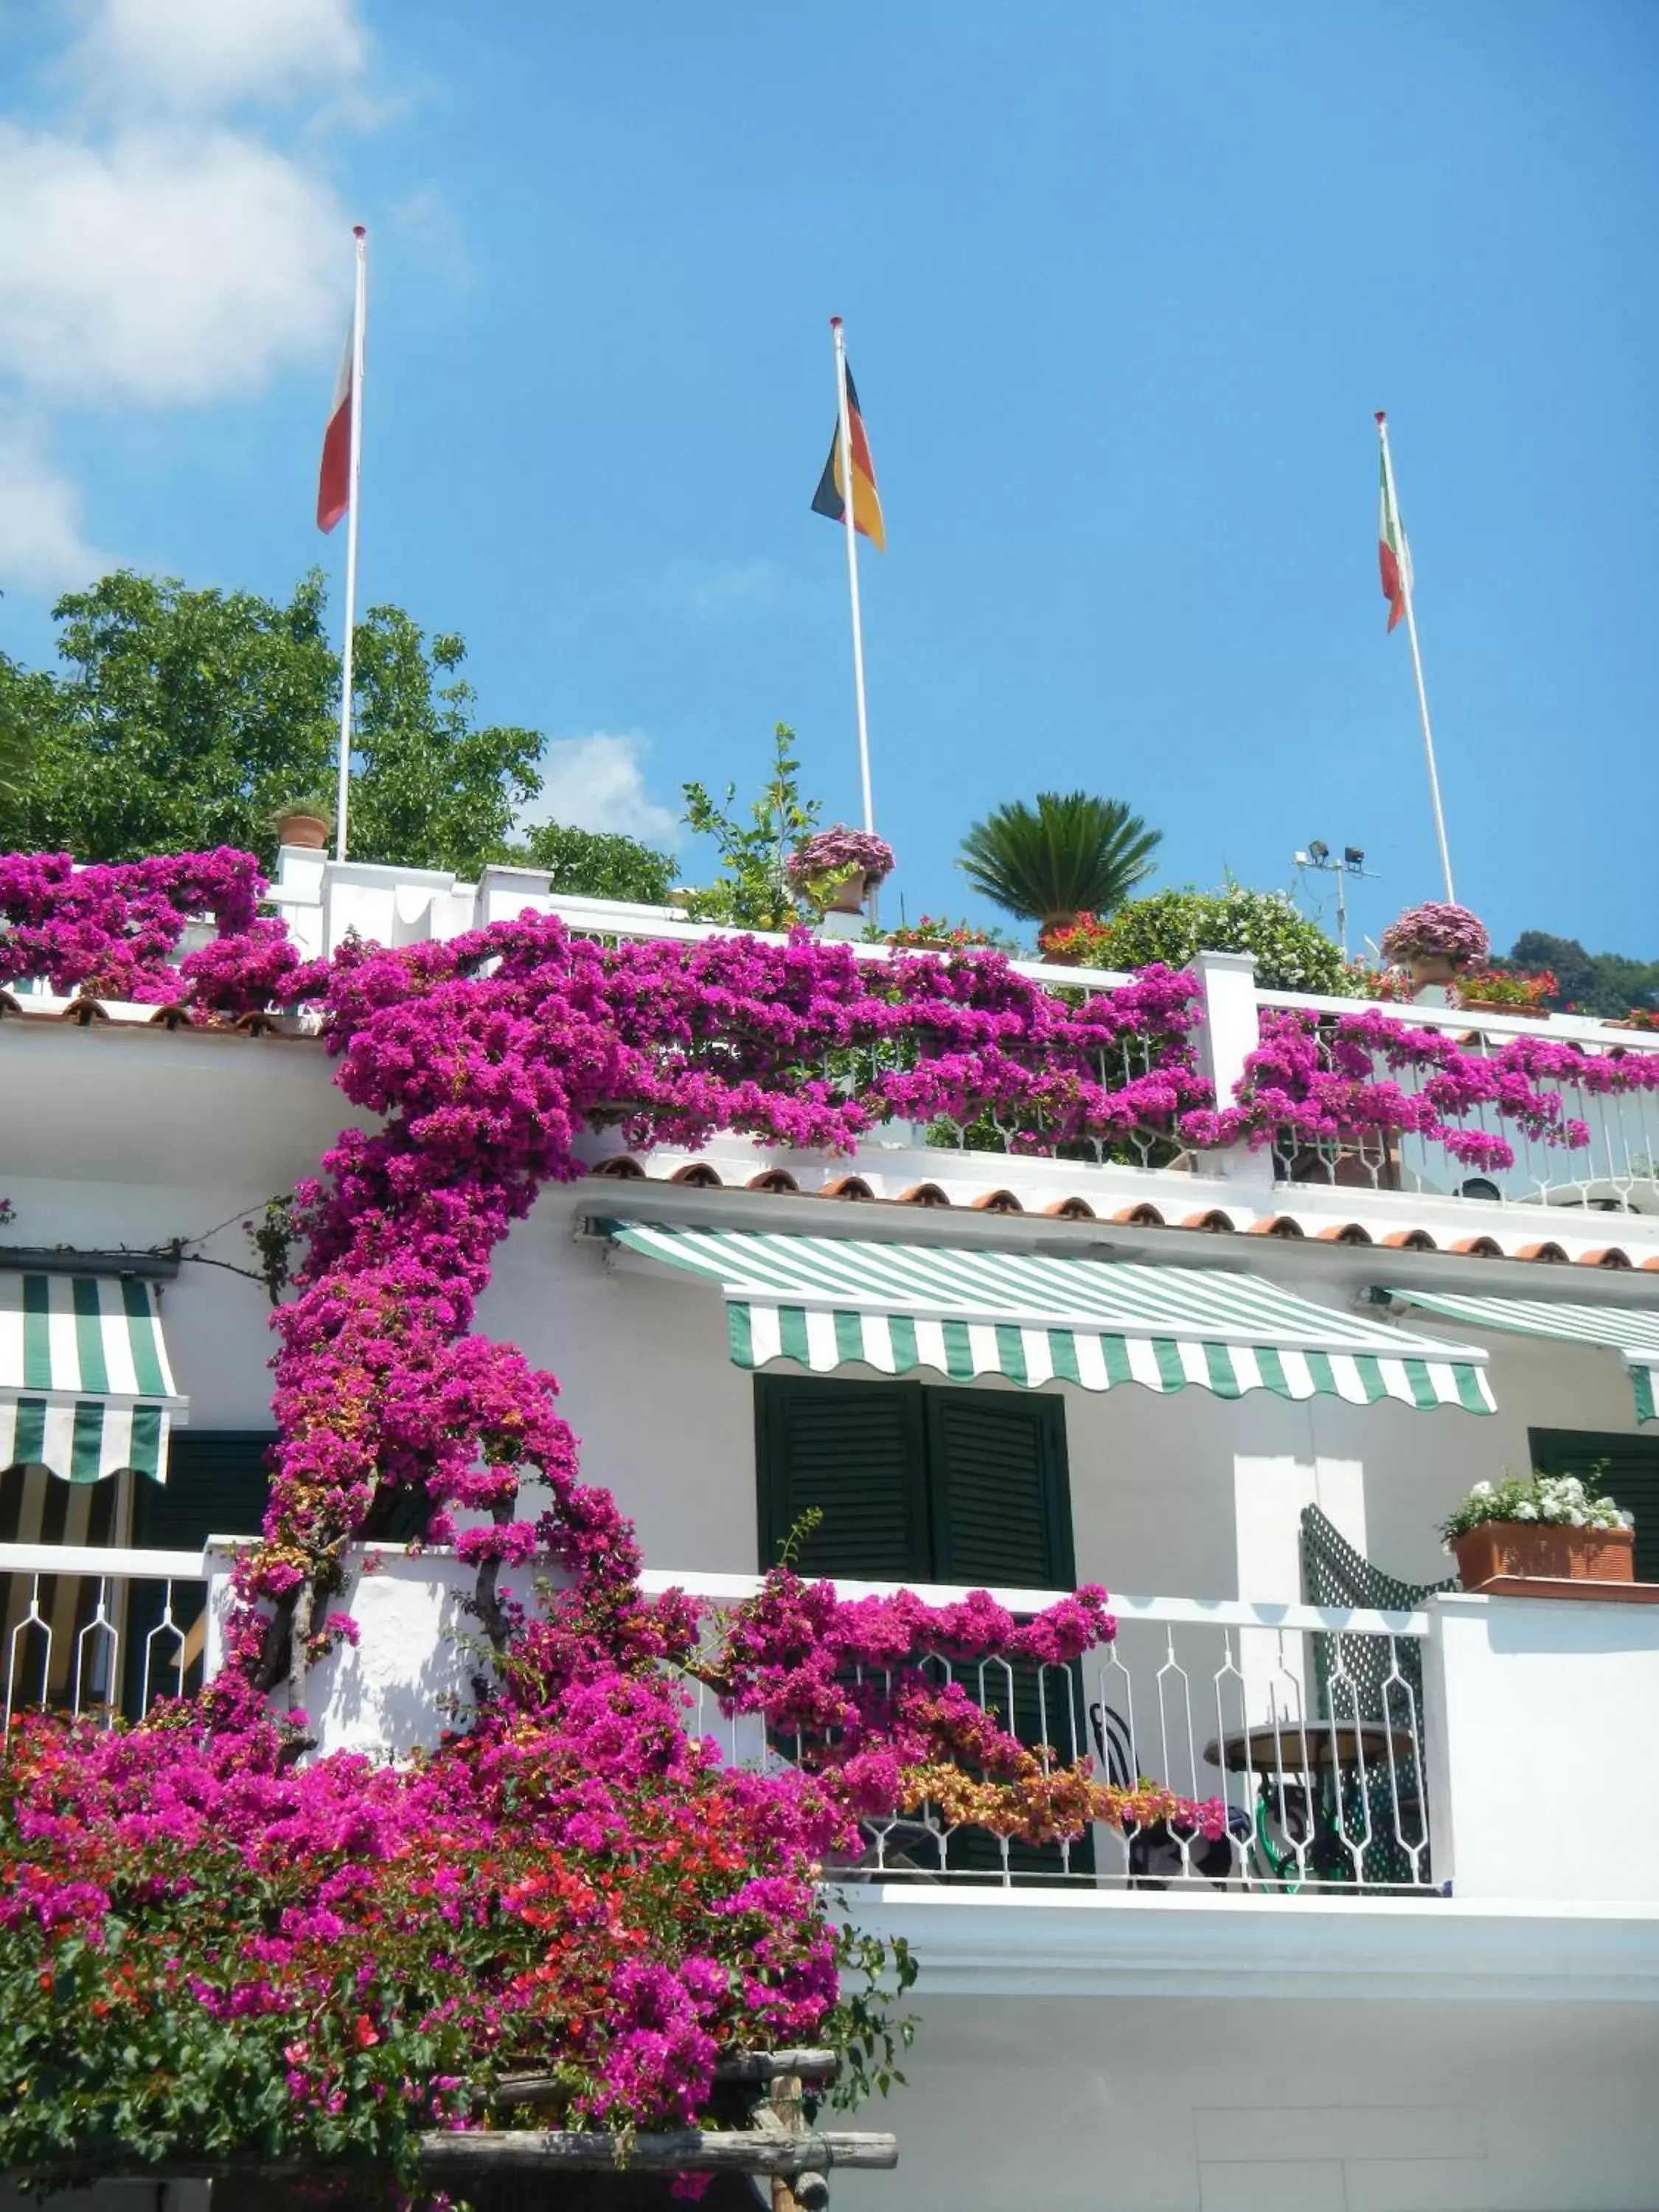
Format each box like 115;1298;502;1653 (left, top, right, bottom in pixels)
0;1542;211;1731
642;1572;1437;1896
1256;989;1659;1214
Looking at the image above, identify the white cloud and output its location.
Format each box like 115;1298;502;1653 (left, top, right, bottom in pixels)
0;417;107;590
654;557;778;622
65;0;367;114
525;735;679;844
0;124;345;403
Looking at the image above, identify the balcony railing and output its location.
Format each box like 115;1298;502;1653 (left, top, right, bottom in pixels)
1256;988;1659;1213
650;1573;1436;1896
0;1541;211;1727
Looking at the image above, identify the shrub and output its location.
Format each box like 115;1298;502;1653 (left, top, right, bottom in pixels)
1092;886;1355;996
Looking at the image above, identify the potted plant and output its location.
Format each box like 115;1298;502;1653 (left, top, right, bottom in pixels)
785;826;894;917
1378;900;1489;990
1454;967;1557;1019
886;914;1004;954
1037;911;1112;966
1441;1471;1635;1593
274;796;334;852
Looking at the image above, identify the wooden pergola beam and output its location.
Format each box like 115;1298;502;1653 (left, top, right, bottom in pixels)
417;2129;899;2178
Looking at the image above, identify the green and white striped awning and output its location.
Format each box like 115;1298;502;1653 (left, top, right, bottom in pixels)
605;1221;1495;1412
1385;1287;1659;1425
0;1274;187;1483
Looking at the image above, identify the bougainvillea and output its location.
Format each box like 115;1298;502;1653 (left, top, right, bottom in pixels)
1187;1003;1659;1172
0;852;1224;2196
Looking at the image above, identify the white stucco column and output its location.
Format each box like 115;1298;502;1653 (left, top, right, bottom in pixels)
1191;947;1275;1192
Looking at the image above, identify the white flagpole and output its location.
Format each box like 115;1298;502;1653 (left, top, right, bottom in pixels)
1376;411;1455;904
830;316;875;838
334;225;367;864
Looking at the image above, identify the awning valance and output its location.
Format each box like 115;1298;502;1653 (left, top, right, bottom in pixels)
1385;1287;1659;1425
0;1273;187;1483
604;1221;1495;1413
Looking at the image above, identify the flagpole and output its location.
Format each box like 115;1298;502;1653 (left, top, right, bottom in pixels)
830;317;875;839
334;225;367;864
1376;411;1455;905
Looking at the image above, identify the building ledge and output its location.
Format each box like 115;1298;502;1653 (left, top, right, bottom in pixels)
844;1884;1659;2003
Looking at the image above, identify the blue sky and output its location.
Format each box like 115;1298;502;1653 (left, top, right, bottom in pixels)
1;1;1655;959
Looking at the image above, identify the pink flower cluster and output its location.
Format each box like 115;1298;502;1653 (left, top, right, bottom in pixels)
1378;900;1489;967
1186;1004;1659;1172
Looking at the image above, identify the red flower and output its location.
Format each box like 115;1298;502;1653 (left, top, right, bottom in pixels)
353;2014;379;2049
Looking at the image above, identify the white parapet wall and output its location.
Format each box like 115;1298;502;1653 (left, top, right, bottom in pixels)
1424;1590;1659;1904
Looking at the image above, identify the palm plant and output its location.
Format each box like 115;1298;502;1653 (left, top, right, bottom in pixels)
959;791;1161;935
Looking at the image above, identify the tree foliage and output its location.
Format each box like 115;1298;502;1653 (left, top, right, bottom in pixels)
1096;885;1355;995
681;722;817;931
1;571;542;880
958;791;1161;933
1503;930;1658;1019
513;819;676;904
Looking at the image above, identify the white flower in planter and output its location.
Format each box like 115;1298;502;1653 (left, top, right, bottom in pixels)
1470;1480;1494;1497
1514;1501;1539;1520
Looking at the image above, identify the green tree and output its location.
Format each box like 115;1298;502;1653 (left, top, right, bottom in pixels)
512;820;676;904
1505;931;1659;1019
958;791;1161;935
0;648;46;836
681;722;818;931
1098;884;1354;995
5;570;542;878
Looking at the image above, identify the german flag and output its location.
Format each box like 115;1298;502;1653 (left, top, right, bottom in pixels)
812;364;886;552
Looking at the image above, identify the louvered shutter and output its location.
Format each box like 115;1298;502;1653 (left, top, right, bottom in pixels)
124;1431;274;1717
923;1389;1074;1587
755;1380;929;1577
1530;1429;1659;1582
922;1389;1088;1876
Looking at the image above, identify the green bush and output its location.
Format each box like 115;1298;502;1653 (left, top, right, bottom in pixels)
1096;886;1356;995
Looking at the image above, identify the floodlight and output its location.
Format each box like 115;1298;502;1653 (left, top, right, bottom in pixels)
1307;839;1329;863
1344;846;1365;867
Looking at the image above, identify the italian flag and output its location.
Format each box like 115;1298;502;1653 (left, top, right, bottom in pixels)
316;318;354;535
1378;446;1412;633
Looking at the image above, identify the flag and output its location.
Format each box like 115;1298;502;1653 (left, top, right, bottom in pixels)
812;366;885;552
1378;447;1411;632
317;320;354;534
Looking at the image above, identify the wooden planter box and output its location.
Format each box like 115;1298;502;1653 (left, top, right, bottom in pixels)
1453;1520;1634;1593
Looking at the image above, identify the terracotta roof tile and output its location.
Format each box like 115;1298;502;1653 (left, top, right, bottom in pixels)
1316;1222;1375;1246
746;1169;800;1194
899;1182;952;1208
1380;1229;1439;1251
1450;1236;1503;1258
970;1189;1023;1214
0;990;23;1018
1043;1196;1097;1221
589;1155;646;1180
669;1162;723;1189
60;996;109;1025
1579;1248;1632;1269
1515;1241;1569;1264
1182;1209;1236;1234
1110;1203;1166;1228
1246;1216;1305;1239
819;1175;874;1201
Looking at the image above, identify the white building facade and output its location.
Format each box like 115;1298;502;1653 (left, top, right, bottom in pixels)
4;853;1659;2212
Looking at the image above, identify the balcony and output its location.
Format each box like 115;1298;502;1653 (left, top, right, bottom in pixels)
10;1538;1656;1916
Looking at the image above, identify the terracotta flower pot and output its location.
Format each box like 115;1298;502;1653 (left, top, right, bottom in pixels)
1453;1520;1634;1593
276;812;330;851
823;872;873;916
1456;1000;1551;1020
1409;952;1459;989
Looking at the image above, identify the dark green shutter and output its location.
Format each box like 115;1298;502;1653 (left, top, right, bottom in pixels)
756;1379;929;1576
1531;1429;1659;1582
925;1389;1074;1587
125;1431;274;1717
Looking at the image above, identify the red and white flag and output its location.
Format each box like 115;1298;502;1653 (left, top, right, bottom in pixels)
1377;440;1412;633
316;319;354;534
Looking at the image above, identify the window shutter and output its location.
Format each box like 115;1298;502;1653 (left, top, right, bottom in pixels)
755;1380;929;1578
1530;1428;1659;1582
124;1432;274;1719
924;1388;1074;1587
135;1431;274;1547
